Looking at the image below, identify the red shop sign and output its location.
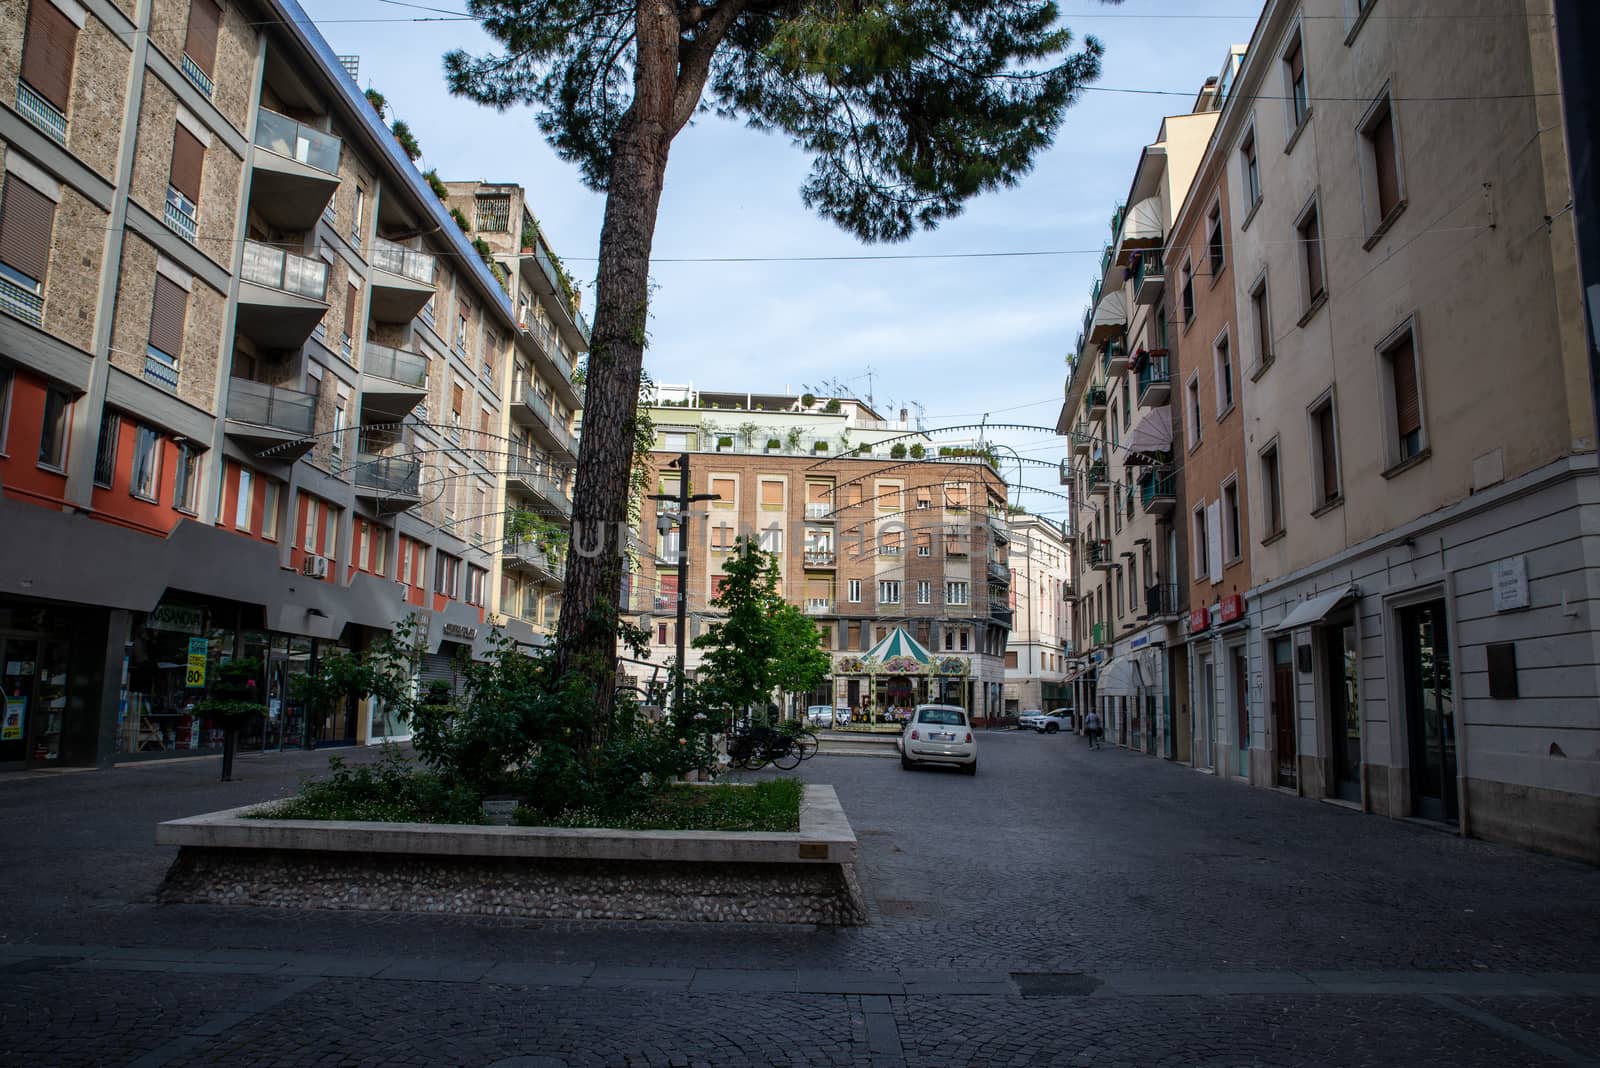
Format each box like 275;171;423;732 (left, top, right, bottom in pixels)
1189;608;1210;633
1219;593;1246;624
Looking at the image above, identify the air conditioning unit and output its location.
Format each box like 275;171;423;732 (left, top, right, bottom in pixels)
302;555;330;579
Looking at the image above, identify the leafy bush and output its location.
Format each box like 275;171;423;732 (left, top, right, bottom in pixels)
520;779;802;832
823;398;841;413
800;392;816;407
890;442;907;459
909;443;925;459
766;438;781;450
253;750;484;824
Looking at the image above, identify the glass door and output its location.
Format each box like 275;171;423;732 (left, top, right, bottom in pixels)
1233;649;1252;779
1197;655;1215;770
1402;601;1457;822
1326;624;1362;803
1271;638;1296;788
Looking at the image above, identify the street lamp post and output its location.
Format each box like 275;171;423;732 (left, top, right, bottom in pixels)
649;452;719;716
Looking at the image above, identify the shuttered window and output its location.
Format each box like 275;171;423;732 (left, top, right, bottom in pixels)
169;126;205;204
0;177;55;285
344;282;360;339
1388;331;1422;458
184;0;223;76
1315;404;1340;504
22;1;78;111
93;412;120;488
148;274;188;361
759;480;784;508
1299;205;1324;303
1370;102;1401;219
1286;37;1308;127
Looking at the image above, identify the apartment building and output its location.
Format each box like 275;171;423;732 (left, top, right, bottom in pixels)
0;0;579;767
443;180;587;642
624;389;1014;723
1167;48;1257;781
1197;0;1599;862
1057;86;1219;760
1002;513;1073;715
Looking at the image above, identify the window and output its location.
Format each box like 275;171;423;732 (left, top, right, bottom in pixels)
350;186;365;245
1285;33;1309;130
710;522;735;551
342;282;360;354
1222;478;1242;562
1156;305;1168;349
236;468;254;531
656;622;668;645
1250;275;1272;371
1362;92;1403;230
37;386;69;469
173;443;199;512
301;495;318;549
1215;330;1234;415
1186;375;1202;448
709;476;735;506
435;553;461;598
879;580;901;604
1121;373;1131;429
474;194;510;232
915;491;930;510
1311;396;1342;508
129;425;160;501
21;0;77;138
146;274;188;389
0;174;56;324
167;123;204;242
400;537;414;585
93;412;120;487
1297;201;1326;309
262;480;278;540
758;525;782;553
944;630;954;651
915;531;932;557
456;302;469;352
958;630;969;652
181;0;221;95
759;479;784;510
331;392;347;469
946;581;969;606
1109;403;1119;451
916;580;932;605
1115;571;1123;617
1192;505;1209;579
1260;442;1284;539
1207;201;1225;275
1180;257;1195;323
879;527;903;555
449;382;464;439
1005;650;1019;670
466;565;487;606
847;579;861;603
1383;325;1425;463
322;505;337;557
662;431;688;452
0;367;11;452
1241;128;1260;209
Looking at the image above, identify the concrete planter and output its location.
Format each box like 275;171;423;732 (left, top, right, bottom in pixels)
155;785;866;925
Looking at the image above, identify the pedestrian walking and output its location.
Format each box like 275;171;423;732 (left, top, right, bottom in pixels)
1084;708;1103;749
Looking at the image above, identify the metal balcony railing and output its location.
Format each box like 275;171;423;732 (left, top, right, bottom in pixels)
164;188;199;243
1137;351;1171;397
804;549;836;567
241;241;328;299
987;558;1010;583
0;272;44;326
1086;461;1109;491
143;347;179;391
1132;249;1165;294
1086;385;1108;411
226;378;316;434
1087;539;1114;567
363;341;428;386
1139;466;1176;508
1144;583;1180;618
180;53;214;97
370;235;436;284
253;108;342;174
16;80;66;144
805;598;832;615
1109;202;1127;243
354;454;420;496
805;502;834;520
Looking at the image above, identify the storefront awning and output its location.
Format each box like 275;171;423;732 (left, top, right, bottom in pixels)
1272;584;1357;632
1097;654;1143;697
1123;406;1173;457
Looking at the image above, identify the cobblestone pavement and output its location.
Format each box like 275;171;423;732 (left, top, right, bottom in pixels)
1;732;1596;1065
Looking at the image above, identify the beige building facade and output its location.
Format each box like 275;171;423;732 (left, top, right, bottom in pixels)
1003;514;1073;714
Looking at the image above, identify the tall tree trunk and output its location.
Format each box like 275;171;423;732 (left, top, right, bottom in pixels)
555;1;681;745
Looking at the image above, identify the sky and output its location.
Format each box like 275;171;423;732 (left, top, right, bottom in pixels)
301;0;1260;524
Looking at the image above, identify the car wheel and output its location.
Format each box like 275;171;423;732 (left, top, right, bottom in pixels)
901;753;914;771
963;760;977;776
1045;723;1060;734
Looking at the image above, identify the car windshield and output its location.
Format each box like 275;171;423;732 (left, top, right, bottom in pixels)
917;708;966;726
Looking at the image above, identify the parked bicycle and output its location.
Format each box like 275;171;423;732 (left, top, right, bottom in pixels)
726;726;805;770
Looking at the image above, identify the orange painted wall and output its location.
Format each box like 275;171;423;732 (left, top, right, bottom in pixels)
87;417;188;537
288;492;338;582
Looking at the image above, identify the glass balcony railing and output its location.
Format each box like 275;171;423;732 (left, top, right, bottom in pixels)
354;454;420;496
226;378;316;434
241;241;328;299
143;347;179;391
16;80;66;145
253;109;342;174
363;341;428;387
164;188;199;243
370;235;436;284
0;271;44;327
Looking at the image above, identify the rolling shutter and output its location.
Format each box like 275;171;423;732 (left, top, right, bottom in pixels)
1372;106;1400;218
148;275;188;357
0;177;55;283
169;125;205;203
345;282;360;337
22;1;77;111
184;0;222;76
1391;334;1420;438
1317;406;1339;502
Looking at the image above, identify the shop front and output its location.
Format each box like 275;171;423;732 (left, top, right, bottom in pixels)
1097;628;1170;754
0;600;97;768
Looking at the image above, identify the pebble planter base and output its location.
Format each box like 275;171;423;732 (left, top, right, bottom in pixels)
156;785;867;925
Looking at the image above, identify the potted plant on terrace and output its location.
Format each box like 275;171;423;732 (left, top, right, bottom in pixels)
765;437;782;454
909;443;925;459
890;443;908;459
716;435;733;452
737;421;760;450
786;427;804;452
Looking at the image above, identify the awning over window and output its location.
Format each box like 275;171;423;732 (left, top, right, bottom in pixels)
1272;584;1358;632
1123;406;1173;458
1097;654;1144;696
1089;288;1128;345
1116;197;1165;263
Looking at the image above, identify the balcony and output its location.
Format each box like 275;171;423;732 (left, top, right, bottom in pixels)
804;598;833;615
353;454;421;512
987;558;1010;584
1090;622;1107;646
367;236;436;322
143;346;179;391
0;271;44;327
1137;350;1171;407
236;241;329;348
506;454;572;517
163;188;199;244
180;52;214;98
1103;340;1129;380
1139;466;1176;514
989;603;1014;626
358;341;429;421
224;378;316;461
803;548;836;567
1062;582;1075;602
1144;583;1181;620
519;242;590;349
1086;461;1110;496
805;502;834;521
16;80;66;146
987;512;1010;543
1070;422;1094;458
1086;385;1108;421
1109;202;1127;244
250;109;342;231
1132;250;1165;306
502;538;565;584
1087;538;1116;570
510;384;576;458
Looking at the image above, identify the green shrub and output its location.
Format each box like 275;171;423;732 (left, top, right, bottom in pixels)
823;399;841;413
518;779;802;832
766;438;781;450
909;443;925;459
801;392;816;407
253;750;484;824
890;443;907;459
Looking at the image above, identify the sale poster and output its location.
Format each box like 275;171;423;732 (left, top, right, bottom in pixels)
2;697;25;741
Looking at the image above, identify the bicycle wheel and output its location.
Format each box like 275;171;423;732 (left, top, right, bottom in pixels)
795;732;820;759
744;747;771;770
771;739;803;770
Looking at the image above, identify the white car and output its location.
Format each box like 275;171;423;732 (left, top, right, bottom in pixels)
1016;709;1046;731
806;705;835;727
1035;708;1074;734
898;704;977;775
